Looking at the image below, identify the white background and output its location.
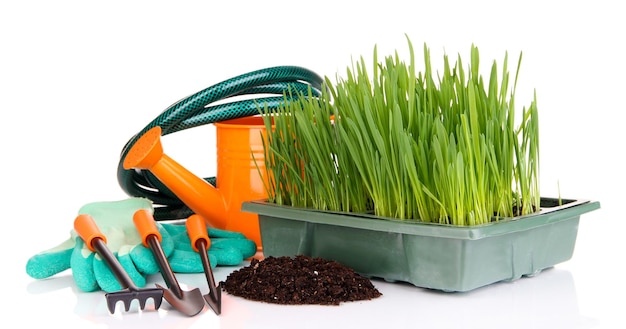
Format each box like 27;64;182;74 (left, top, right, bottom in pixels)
2;1;624;328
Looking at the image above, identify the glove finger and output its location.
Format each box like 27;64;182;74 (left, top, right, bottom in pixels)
162;223;196;251
26;247;73;279
94;246;146;293
173;232;195;252
169;249;218;273
208;227;247;239
211;238;257;259
162;222;187;236
130;224;175;274
209;247;244;266
26;236;77;279
130;244;159;274
158;223;175;256
70;239;99;292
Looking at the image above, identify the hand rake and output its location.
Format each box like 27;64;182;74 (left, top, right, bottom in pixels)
74;214;164;313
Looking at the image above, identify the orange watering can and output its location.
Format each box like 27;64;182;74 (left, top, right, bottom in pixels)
123;116;270;250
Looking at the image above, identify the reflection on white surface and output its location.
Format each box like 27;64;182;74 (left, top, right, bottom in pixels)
24;264;596;329
219;267;595;329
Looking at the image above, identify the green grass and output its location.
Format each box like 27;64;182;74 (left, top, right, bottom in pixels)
259;37;540;226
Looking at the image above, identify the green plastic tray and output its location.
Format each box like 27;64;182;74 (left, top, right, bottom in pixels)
242;198;600;292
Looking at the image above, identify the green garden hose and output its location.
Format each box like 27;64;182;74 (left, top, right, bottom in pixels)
117;66;324;220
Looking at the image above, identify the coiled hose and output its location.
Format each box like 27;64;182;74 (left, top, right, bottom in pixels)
117;66;324;220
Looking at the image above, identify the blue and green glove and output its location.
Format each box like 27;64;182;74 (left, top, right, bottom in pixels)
26;197;257;292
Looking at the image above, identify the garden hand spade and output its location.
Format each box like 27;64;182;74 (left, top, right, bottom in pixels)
186;214;222;315
73;214;163;313
133;209;205;317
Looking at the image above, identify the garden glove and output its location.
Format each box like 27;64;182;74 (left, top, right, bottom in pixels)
162;218;257;273
26;197;173;292
27;199;257;290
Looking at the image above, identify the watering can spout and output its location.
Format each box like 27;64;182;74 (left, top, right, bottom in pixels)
123;126;229;234
123;121;267;250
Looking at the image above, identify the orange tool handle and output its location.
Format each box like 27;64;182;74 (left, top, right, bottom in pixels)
133;209;162;247
186;214;211;252
74;214;107;252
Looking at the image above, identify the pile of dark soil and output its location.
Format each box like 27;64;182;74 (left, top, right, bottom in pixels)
221;255;382;305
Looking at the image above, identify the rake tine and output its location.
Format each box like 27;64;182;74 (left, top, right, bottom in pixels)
105;289;164;313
